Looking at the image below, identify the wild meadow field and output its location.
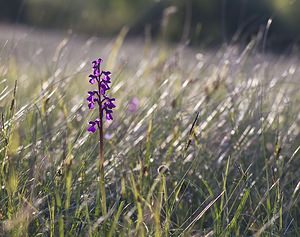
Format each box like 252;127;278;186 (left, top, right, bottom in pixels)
0;24;300;236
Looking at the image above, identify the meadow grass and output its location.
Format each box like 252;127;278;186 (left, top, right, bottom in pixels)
0;28;300;236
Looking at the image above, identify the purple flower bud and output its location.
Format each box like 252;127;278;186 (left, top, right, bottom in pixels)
102;71;111;76
87;91;95;102
100;82;110;95
103;96;116;109
92;58;102;77
92;58;102;67
89;75;98;84
106;111;113;120
88;103;95;109
93;69;101;77
102;71;111;82
87;121;97;133
87;91;98;110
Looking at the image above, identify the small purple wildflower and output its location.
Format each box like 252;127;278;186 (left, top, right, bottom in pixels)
128;97;139;113
102;71;111;82
89;75;97;84
87;119;100;133
87;58;116;133
87;91;98;109
103;95;116;109
104;133;113;140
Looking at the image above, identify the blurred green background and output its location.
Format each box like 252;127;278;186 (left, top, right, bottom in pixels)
1;0;300;47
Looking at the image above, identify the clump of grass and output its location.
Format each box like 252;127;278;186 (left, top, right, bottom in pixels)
0;29;300;237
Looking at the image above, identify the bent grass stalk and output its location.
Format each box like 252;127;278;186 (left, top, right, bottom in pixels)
87;58;116;216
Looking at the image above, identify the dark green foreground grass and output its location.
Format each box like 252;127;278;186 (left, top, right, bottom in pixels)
0;33;300;236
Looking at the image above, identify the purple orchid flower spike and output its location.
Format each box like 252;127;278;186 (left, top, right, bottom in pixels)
86;57;115;215
87;58;116;132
